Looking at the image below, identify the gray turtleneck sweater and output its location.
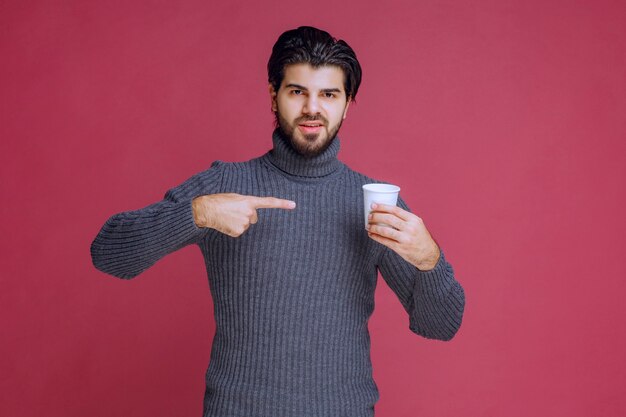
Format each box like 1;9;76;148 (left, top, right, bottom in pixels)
91;130;465;417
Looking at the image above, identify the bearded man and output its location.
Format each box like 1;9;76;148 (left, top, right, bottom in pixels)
91;25;465;417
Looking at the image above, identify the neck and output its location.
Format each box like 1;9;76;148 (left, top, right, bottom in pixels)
264;128;343;178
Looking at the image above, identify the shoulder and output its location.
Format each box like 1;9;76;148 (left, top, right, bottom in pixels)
341;163;390;186
207;156;265;179
162;156;262;201
162;159;235;201
192;156;260;180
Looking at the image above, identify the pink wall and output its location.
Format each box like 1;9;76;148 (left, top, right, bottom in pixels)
2;1;625;416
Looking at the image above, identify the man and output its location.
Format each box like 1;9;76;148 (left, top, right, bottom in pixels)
91;26;465;417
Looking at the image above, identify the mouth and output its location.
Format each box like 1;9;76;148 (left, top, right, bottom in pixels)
298;122;324;134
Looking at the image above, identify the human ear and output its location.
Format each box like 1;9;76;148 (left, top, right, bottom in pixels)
342;98;351;119
268;84;278;112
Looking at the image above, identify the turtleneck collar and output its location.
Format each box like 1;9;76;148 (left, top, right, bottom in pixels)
263;129;343;178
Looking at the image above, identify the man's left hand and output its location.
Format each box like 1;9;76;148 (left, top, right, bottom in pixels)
366;203;441;271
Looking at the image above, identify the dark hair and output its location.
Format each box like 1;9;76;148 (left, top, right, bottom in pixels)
267;26;362;102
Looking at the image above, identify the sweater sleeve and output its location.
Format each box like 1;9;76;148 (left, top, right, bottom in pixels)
377;197;465;341
90;161;225;279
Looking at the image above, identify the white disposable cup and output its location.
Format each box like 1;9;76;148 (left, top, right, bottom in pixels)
362;183;401;228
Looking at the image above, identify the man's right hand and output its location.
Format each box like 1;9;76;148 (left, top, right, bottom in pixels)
191;193;297;237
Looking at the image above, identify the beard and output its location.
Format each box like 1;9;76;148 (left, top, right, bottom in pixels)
274;112;344;159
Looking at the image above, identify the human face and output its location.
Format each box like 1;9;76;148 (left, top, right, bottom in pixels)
270;63;350;158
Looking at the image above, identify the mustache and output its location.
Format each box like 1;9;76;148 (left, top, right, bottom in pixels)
296;116;328;124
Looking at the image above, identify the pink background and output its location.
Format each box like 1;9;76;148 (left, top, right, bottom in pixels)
2;1;625;416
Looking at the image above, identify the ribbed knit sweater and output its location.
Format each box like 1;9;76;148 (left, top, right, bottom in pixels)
91;129;465;417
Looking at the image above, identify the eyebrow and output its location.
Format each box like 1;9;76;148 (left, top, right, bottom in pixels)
285;83;343;94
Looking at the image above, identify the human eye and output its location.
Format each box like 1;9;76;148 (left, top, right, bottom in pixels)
290;89;303;95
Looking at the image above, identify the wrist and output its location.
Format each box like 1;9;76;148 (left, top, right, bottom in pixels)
415;246;441;271
192;195;212;228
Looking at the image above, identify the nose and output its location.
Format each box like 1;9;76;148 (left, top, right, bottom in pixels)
303;95;320;115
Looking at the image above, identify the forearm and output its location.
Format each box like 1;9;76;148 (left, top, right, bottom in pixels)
408;252;465;340
91;160;225;279
90;198;204;279
379;249;465;341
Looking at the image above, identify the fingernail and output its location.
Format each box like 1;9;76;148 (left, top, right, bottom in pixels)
371;203;377;209
288;201;296;208
368;213;372;219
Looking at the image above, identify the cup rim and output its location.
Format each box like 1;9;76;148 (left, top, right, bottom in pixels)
362;183;401;193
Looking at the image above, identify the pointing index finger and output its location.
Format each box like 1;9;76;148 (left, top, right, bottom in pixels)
249;196;296;210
